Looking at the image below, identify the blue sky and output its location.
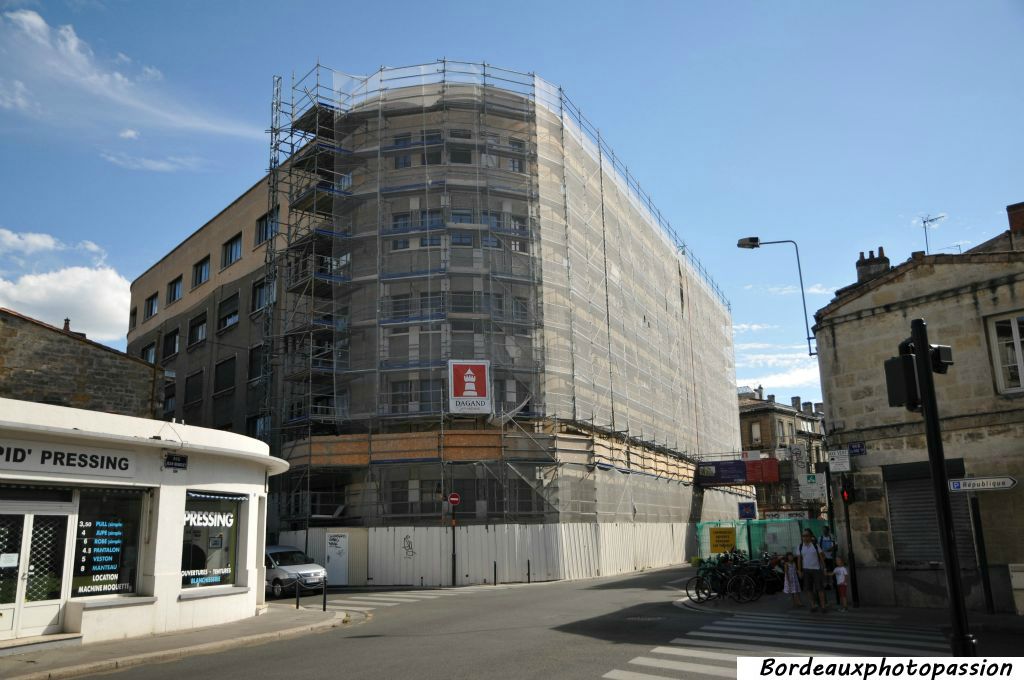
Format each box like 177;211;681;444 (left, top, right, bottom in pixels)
1;1;1022;402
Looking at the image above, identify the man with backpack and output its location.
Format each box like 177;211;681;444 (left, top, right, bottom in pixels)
796;528;829;612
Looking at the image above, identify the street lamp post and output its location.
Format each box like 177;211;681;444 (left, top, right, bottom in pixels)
737;237;816;356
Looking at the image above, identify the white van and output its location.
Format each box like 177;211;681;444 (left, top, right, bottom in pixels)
264;545;327;598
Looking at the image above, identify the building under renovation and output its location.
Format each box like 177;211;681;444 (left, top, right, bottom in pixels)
128;61;744;583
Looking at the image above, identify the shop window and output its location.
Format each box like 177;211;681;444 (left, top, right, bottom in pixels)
162;329;179;359
221;233;242;268
181;492;244;588
192;256;210;288
167;276;182;304
217;293;239;331
188;313;207;346
143;294;158;320
72;489;143;597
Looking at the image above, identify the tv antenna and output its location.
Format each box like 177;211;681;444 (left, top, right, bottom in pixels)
919;214;946;254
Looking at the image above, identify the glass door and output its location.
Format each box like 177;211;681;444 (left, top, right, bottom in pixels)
0;513;70;640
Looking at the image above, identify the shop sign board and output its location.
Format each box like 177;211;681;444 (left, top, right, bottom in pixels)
0;437;134;478
697;460;747;485
709;527;736;553
448;360;492;414
827;449;851;472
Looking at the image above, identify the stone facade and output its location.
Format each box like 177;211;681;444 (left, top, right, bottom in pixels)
0;309;162;418
813;208;1024;612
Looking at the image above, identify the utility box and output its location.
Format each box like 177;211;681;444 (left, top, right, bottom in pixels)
1010;564;1024;615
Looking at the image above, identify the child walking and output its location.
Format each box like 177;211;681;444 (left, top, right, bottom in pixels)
830;556;850;612
782;552;801;607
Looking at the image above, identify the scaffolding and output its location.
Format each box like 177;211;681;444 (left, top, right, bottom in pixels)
264;60;739;532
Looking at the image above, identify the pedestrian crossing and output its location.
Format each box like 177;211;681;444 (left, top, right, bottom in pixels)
322;583;529;614
601;612;949;680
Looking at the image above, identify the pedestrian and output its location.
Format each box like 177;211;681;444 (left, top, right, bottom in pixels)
829;556;850;612
782;551;801;607
796;528;828;612
819;525;838;601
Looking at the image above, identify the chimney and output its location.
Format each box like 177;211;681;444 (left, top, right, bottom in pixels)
814;402;823;413
855;246;890;283
802;401;813;414
791;396;801;410
1008;203;1024;250
767;394;775;403
63;318;71;332
755;385;764;401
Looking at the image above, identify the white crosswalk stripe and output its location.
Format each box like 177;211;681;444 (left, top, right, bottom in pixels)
599;610;951;679
322;584;517;614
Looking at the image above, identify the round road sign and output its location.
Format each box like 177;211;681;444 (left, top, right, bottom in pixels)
448;492;461;506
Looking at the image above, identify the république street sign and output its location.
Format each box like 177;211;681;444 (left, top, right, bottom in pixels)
948;477;1017;492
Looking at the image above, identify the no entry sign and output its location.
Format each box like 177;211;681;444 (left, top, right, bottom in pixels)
447;492;461;506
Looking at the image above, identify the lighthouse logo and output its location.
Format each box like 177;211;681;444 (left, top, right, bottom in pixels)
448;360;491;414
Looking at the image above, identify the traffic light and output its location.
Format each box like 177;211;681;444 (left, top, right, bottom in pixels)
840;475;856;504
885;337;953;412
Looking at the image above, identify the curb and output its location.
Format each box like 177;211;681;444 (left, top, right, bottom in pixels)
8;609;352;680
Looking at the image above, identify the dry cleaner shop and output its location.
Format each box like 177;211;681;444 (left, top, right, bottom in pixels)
0;397;288;644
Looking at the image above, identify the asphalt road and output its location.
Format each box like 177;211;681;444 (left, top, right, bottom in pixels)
89;568;1015;680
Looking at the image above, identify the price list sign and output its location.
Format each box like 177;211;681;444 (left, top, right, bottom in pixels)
73;517;132;595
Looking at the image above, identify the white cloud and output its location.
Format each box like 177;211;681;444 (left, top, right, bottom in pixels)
736;364;821;391
0;227;62;254
0;265;129;341
118;128;139;139
0;10;261;139
749;283;835;296
733;323;777;334
0;78;33;111
100;151;204;172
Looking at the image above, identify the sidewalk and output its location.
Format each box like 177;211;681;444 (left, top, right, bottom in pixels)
0;604;350;680
675;585;1024;634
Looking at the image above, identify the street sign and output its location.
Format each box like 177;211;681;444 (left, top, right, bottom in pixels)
708;527;736;553
799;473;827;500
447;492;462;506
763;510;808;520
827;449;850;472
848;441;867;455
949;477;1017;493
738;502;757;519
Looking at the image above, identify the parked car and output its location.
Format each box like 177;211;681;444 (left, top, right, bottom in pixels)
264;545;327;598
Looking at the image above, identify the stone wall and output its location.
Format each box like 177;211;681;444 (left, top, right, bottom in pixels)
0;309;161;418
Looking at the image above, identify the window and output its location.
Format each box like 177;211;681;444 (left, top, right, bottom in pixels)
989;312;1024;393
184;370;203;404
481;153;498;169
141;342;156;363
421;149;442;165
419;235;441;248
390;294;411;318
391;213;410;231
485;293;504;317
162;329;179;359
129;308;137;330
450;209;474;224
390;380;411;413
451;231;474;247
192;256;210;288
449;128;471;139
508;158;523;173
167;276;182;304
420;292;443;316
255;207;278;246
251;279;273;311
419;210;442;227
394;154;412;169
393;132;412;147
419;378;442;410
214;357;236;393
751;422;762;445
508;238;526;253
72;489;143;597
421;129;442;144
484;133;500;146
248;345;264;380
481;234;500;249
181;492;243;588
188;313;207;346
217;293;239;331
449;149;472;164
163;382;176;416
246;415;270;440
389;481;410;515
222;233;242;268
512;297;529;322
391;239;409;251
509;138;526;151
143;294;158;320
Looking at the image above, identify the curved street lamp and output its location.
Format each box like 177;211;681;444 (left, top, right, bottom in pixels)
737;236;817;356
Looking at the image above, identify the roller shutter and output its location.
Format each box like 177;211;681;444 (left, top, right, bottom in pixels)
886;476;976;569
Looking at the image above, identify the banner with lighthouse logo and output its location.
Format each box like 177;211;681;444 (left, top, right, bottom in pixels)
448;360;492;414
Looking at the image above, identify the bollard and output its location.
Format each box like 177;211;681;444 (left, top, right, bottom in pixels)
295;578;300;610
527;559;531;584
322;578;328;612
493;561;497;586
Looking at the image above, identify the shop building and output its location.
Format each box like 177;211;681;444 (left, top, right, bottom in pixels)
0;397;287;643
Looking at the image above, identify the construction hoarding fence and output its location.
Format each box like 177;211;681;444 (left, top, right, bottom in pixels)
696;518;830;559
